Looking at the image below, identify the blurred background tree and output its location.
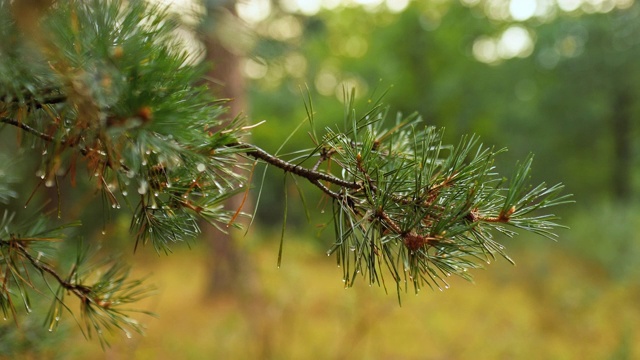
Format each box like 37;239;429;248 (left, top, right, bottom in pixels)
242;0;638;210
1;0;639;357
236;0;639;282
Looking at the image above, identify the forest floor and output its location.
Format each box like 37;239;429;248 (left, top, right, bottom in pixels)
64;232;639;359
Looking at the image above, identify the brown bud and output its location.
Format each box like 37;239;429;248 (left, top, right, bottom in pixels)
136;106;153;123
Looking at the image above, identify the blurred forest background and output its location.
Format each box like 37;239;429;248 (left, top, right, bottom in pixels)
2;0;640;358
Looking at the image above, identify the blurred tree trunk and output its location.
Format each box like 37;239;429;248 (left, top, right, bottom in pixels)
201;1;250;297
611;86;632;202
200;8;274;357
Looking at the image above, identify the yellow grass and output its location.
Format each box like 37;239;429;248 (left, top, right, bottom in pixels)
64;235;638;359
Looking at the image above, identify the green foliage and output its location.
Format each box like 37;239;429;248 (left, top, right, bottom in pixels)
0;307;70;358
259;92;570;295
1;0;243;344
248;1;640;204
564;203;640;280
0;0;571;346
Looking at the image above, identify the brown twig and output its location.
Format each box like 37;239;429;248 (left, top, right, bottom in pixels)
374;207;437;251
232;142;361;199
1;117;59;143
2;238;92;301
0;116;129;172
467;206;516;223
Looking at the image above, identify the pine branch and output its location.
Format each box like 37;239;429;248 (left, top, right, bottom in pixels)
2;237;91;301
0;232;153;345
232;142;361;193
0;116;127;171
0;117;59;144
1;112;351;201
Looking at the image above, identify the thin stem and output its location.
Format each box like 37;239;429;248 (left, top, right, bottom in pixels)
0;116;129;171
1;238;91;301
1;88;67;108
468;206;515;223
311;179;341;199
233;142;361;191
0;117;57;143
312;147;335;172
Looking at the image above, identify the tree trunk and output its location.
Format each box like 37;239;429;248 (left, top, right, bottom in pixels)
201;1;250;297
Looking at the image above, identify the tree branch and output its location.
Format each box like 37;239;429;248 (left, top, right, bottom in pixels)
1;238;92;301
0;116;130;172
0;117;58;143
232;141;361;193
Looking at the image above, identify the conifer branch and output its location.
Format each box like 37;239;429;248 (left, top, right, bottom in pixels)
0;117;58;144
1;237;91;301
0;116;127;172
232;141;362;192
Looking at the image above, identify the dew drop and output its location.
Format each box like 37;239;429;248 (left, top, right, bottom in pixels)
45;179;54;187
445;284;450;289
137;180;148;195
94;172;99;177
320;210;325;214
101;230;106;235
196;163;206;172
122;191;128;196
35;170;45;179
112;204;117;208
142;160;147;166
154;192;159;197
